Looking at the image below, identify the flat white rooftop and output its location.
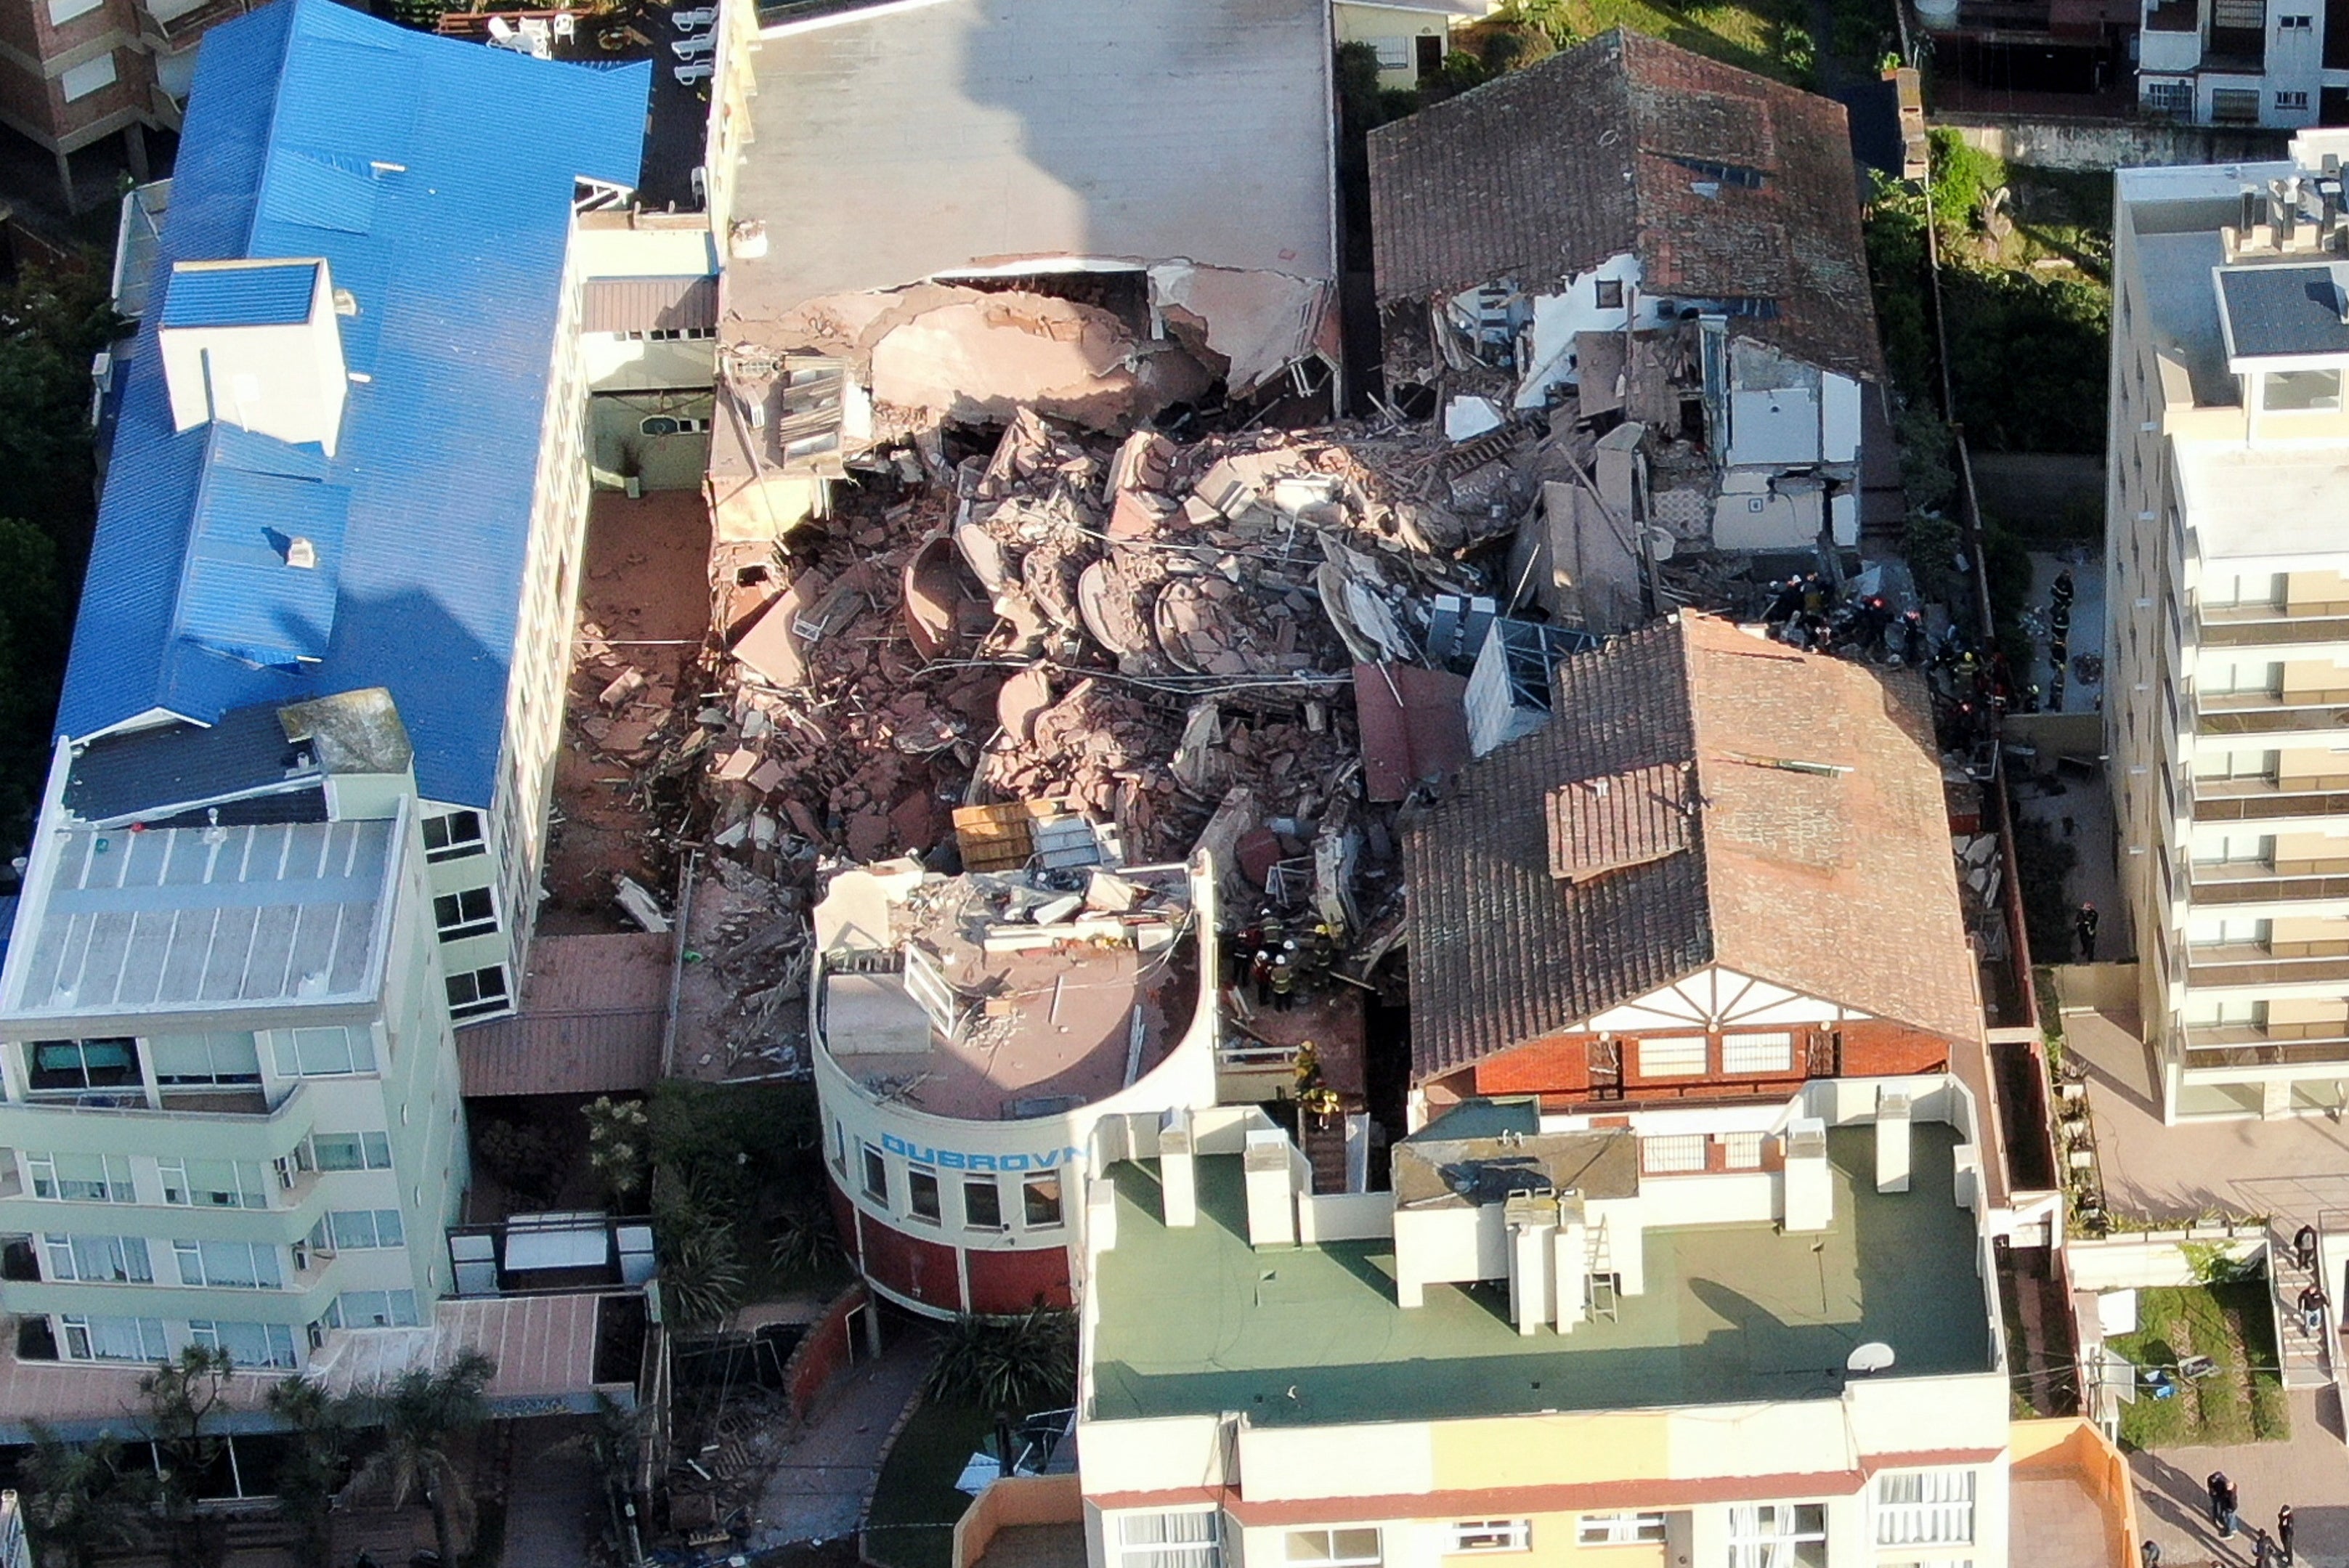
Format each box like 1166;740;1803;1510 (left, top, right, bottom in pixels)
2177;444;2349;561
2;816;399;1025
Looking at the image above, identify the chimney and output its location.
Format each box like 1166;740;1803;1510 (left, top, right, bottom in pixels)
1243;1128;1297;1247
1782;1118;1833;1232
1875;1089;1913;1194
1551;1194;1589;1334
2244;185;2263;236
2278;179;2302;247
1159;1107;1197;1228
1505;1193;1558;1335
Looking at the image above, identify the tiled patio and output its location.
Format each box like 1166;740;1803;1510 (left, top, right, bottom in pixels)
2133;1389;2349;1568
2066;1002;2349;1222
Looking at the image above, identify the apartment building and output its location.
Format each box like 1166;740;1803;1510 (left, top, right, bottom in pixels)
1403;614;1995;1132
1066;1079;2135;1568
812;856;1219;1318
2135;0;2337;126
0;0;647;1415
2106;131;2349;1120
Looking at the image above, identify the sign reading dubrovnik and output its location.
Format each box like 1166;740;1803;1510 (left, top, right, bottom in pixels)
880;1132;1083;1171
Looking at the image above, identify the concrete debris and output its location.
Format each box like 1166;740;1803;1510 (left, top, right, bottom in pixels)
614;874;673;935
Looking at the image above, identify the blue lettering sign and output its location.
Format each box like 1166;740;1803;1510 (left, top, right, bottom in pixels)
868;1132;1082;1173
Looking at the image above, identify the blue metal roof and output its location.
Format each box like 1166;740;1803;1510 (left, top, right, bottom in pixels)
158;259;320;327
58;0;649;808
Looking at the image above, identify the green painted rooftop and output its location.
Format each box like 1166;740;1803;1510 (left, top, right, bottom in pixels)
1087;1125;1993;1426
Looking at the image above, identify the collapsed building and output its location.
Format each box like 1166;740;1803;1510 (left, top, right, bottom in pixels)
707;0;1343;543
1368;31;1896;620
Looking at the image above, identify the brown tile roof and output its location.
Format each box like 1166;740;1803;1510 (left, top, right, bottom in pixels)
458;933;670;1097
1366;30;1883;381
1403;613;1979;1082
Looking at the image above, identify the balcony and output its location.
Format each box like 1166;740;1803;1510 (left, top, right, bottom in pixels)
2188;864;2349;906
0;1082;315;1163
2183;943;2349;988
2183;1025;2349;1069
135;0;258;47
2194;694;2349;739
2199;613;2349;649
2190;779;2349;824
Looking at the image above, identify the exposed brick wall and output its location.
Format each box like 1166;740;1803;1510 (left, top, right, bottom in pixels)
782;1280;868;1426
965;1245;1072;1315
1469;1021;1958;1105
827;1173;863;1264
1837;1020;1954;1076
1474;1034;1590;1096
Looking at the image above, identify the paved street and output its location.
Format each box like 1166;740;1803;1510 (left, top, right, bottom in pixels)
2133;1390;2349;1567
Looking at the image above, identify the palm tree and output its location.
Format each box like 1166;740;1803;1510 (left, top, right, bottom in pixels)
924;1308;1077;1412
21;1429;152;1568
265;1376;351;1568
347;1349;496;1567
139;1344;235;1568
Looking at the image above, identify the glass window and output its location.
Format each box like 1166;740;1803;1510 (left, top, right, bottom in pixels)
861;1145;889;1203
44;1233;153;1283
332;1288;420;1328
1023;1171;1064;1227
1876;1469;1976;1545
312;1131;394;1171
908;1167;941;1223
1722;1132;1766;1170
328;1209;406;1250
446;966;510;1020
1635;1036;1708;1078
57;51;114;102
422;809;487;862
1115;1511;1221;1568
964;1178;1003;1230
61;1314;167;1362
1575;1514;1666;1546
1445;1522;1529;1553
1726;1504;1825;1568
2265;368;2341;412
187;1319;297;1369
28;1038;139;1092
28;1152;132;1203
273;1027;378;1078
173;1239;283;1289
1720;1032;1793;1074
1595;278;1626;309
150;1033;261;1085
433;886;498;943
1367;35;1409;69
1285;1531;1380;1567
159;1159;269;1209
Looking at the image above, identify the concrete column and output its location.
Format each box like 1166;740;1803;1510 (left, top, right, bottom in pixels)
2263;1076;2295;1119
1783;1118;1833;1232
1552;1217;1587;1333
1243;1129;1296;1247
1875;1089;1912;1193
1160;1108;1197;1228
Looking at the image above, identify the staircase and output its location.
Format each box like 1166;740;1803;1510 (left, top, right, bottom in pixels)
1299;1105;1350;1195
2270;1221;2333;1389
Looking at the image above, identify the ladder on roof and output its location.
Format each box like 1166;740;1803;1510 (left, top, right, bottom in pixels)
1586;1216;1620;1323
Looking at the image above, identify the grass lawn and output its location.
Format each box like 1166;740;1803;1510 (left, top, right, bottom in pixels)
864;1400;995;1568
2108;1280;2291;1450
1537;0;1810;82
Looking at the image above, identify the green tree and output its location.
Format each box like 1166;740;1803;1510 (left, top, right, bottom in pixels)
21;1429;152;1568
925;1308;1078;1412
139;1344;236;1568
266;1376;352;1568
656;1204;747;1330
346;1349;497;1568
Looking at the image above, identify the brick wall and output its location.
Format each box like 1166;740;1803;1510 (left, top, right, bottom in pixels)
965;1245;1072;1315
859;1211;965;1313
781;1279;867;1426
1466;1021;1957;1105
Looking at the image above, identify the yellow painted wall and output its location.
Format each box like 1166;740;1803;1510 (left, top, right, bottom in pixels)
1429;1414;1672;1491
1331;1;1448;88
2286;570;2349;614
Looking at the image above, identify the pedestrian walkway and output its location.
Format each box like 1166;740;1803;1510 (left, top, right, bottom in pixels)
749;1328;931;1549
2134;1389;2349;1567
2275;1224;2337;1392
503;1426;605;1568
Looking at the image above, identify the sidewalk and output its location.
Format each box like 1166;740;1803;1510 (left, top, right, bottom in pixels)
2133;1389;2349;1567
749;1329;931;1548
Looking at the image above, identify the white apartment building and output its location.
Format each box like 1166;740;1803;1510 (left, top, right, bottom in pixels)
1063;1079;2135;1568
2137;0;2337;127
2107;131;2349;1119
0;0;651;1422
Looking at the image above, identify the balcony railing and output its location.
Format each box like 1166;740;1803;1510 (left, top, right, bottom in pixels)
2196;699;2349;737
2184;1026;2349;1068
2187;866;2349;905
2199;614;2349;649
2184;946;2349;987
136;0;257;46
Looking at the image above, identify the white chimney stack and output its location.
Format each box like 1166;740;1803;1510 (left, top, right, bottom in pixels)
1782;1118;1833;1233
1875;1089;1913;1194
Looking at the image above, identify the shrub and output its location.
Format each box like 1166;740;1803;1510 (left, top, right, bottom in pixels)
925;1309;1077;1413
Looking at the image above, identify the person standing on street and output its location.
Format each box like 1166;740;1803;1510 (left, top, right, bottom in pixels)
2255;1527;2276;1568
2210;1471;2239;1537
2279;1504;2296;1564
2077;901;2101;962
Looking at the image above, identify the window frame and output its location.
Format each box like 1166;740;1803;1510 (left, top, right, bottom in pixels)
1283;1529;1381;1568
1719;1031;1794;1075
1634;1036;1708;1078
1875;1467;1977;1547
1023;1171;1065;1228
446;965;511;1020
27;1037;140;1094
963;1177;1004;1230
907;1166;942;1224
432;885;499;943
1445;1521;1530;1554
1573;1513;1666;1547
28;1150;132;1203
1113;1508;1222;1568
861;1145;890;1204
422;809;487;863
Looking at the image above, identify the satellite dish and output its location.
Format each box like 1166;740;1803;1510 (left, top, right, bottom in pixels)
1847;1342;1896;1375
